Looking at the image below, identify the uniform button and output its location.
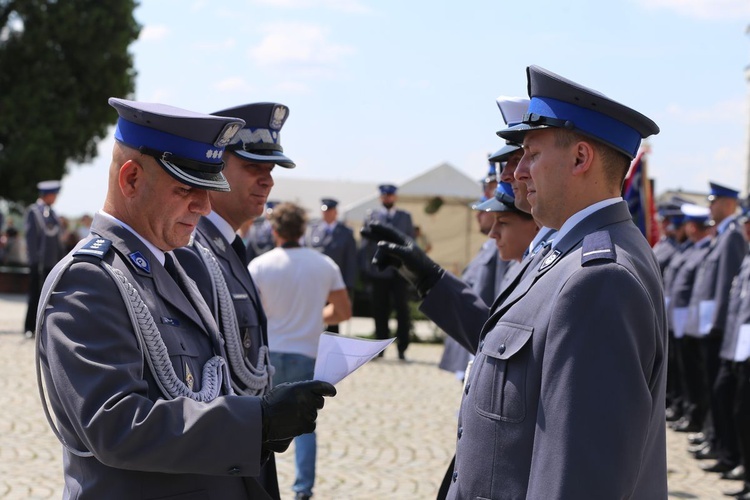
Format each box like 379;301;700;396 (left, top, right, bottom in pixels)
464;383;470;395
228;466;241;475
499;344;506;355
457;426;463;439
452;471;458;482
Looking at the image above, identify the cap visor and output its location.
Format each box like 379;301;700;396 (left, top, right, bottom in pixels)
474;196;516;213
496;122;549;143
156;158;230;192
488;143;521;163
231;149;296;169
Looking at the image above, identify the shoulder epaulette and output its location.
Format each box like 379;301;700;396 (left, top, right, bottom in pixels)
73;237;112;260
581;230;616;265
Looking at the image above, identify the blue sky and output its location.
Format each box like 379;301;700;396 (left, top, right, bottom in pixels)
55;0;750;217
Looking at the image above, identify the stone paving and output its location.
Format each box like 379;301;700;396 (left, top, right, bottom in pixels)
0;292;739;499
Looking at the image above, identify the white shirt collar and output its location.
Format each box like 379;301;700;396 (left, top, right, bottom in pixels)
98;210;166;265
206;211;238;244
551;197;622;250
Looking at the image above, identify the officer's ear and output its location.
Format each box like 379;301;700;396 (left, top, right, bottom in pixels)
119;159;144;199
571;140;594;176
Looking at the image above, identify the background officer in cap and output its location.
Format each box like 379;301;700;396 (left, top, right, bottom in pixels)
36;98;335;500
174;102;296;499
359;183;414;360
303;197;357;333
666;204;714;436
369;65;665;498
23;179;65;338
683;181;746;470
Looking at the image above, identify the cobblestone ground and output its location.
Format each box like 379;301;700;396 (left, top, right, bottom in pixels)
0;293;738;499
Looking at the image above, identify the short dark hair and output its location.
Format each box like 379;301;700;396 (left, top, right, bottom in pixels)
554;129;630;187
270;202;307;241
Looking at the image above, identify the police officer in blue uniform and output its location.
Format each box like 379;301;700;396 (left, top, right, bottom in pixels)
36;98;335;500
365;65;666;498
683;182;746;467
23;180;65;337
359;184;414;359
174;102;296;499
304;198;357;333
665;204;714;435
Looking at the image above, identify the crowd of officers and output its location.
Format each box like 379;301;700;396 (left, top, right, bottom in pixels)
656;184;750;498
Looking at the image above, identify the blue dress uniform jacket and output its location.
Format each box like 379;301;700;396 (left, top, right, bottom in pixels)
652;236;678;275
359;208;414;279
24;200;65;269
668;240;711;332
720;251;750;360
304;221;357;290
37;214;269;500
439;241;506;373
686;217;746;336
433;202;667;499
176;217;270;393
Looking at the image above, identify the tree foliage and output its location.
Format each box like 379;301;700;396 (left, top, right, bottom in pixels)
0;0;140;204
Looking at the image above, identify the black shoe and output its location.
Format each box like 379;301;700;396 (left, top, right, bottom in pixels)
688;432;706;445
724;483;750;497
398;350;406;361
666;407;682;422
722;465;746;481
673;418;702;433
294;493;311;500
702;461;738;473
693;446;719;460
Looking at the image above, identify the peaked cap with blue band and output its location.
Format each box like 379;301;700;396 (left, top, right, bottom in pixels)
680;203;711;224
707;181;739;201
482;159;498;185
37;180;61;195
212;103;295;168
475;182;525;214
489;96;530;163
379;184;397;195
497;66;659;159
109;98;244;192
321;198;339;211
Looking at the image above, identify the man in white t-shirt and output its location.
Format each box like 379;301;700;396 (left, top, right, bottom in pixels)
249;202;351;500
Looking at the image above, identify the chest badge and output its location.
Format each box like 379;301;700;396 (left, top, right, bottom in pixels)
128;251;151;274
185;363;195;391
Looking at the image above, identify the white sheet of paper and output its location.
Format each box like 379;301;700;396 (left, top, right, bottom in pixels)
672;307;688;339
313;332;395;385
699;300;716;335
735;324;750;362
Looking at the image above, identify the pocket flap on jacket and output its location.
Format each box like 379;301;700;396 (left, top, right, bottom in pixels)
481;322;533;360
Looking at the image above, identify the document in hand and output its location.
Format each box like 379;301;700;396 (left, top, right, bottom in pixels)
313;332;395;385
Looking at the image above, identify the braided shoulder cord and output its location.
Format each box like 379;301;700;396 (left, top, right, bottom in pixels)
103;263;227;402
194;241;273;396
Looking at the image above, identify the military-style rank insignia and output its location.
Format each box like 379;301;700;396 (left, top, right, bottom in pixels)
539;249;562;272
75;238;112;259
270;105;288;130
128;251;151;273
212;237;226;252
185;363;195;391
581;231;616;266
215;121;243;147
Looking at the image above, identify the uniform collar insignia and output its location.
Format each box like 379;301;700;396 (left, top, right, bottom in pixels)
539;249;562;272
212;236;226;252
128;251;151;274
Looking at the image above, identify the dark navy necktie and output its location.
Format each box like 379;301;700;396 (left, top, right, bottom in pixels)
231;235;249;266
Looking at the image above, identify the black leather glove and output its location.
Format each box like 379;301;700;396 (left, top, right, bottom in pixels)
360;222;444;297
262;438;293;454
260;380;336;442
